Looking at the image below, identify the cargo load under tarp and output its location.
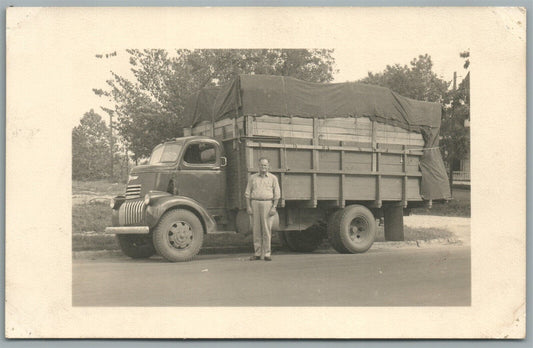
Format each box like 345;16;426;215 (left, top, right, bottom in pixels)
183;74;451;200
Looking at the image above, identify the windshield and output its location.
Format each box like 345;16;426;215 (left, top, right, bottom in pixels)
149;142;183;164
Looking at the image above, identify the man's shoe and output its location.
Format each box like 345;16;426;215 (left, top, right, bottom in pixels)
250;256;261;261
264;257;272;261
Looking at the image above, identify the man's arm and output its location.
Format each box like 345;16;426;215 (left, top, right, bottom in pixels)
245;175;253;215
269;175;281;216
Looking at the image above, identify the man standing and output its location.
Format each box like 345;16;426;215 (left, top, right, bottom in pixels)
245;157;281;261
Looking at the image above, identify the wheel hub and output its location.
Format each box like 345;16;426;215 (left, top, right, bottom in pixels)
349;218;368;243
168;221;193;249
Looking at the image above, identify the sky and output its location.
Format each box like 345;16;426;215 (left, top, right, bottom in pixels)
35;6;505;129
81;47;468;126
11;7;523;133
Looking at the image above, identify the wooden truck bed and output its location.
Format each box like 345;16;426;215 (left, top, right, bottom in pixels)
186;115;425;210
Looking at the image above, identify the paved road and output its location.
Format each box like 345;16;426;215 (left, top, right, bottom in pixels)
72;245;470;306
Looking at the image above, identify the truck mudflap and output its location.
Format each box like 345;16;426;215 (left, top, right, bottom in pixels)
105;226;149;234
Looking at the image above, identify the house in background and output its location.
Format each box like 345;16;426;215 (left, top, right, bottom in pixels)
451;71;470;185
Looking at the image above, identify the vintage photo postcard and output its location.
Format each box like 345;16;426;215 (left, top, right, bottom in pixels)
5;7;526;338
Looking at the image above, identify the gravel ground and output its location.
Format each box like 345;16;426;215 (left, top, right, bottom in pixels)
405;215;470;245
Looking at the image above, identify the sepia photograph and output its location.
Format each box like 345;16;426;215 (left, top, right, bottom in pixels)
5;7;526;338
71;48;471;307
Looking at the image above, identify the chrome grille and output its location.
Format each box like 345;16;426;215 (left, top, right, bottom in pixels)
125;184;141;199
119;199;146;226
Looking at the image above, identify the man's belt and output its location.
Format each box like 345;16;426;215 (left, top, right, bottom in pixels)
251;198;273;201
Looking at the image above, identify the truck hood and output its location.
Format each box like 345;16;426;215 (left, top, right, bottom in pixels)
130;163;174;174
126;165;174;199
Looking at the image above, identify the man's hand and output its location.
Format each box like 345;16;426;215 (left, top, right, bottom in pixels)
247;207;253;215
269;206;276;217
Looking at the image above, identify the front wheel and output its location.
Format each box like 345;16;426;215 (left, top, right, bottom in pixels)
331;205;376;253
152;209;204;262
116;234;156;259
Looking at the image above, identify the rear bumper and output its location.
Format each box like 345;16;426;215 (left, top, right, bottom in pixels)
105;226;150;234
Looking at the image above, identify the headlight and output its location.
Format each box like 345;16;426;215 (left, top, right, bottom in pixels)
110;196;125;210
144;194;151;206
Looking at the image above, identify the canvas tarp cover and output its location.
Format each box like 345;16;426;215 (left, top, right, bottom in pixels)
183;74;451;200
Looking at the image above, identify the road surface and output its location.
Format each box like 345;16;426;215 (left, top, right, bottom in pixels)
73;245;470;306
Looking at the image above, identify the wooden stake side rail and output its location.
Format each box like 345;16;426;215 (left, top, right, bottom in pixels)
245;168;422;177
246;142;424;156
188;115;425;147
187;115;426;208
243;118;424;206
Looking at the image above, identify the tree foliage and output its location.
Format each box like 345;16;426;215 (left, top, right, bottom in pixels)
94;49;338;160
360;54;450;103
440;57;470;175
72;110;111;180
360;53;470;182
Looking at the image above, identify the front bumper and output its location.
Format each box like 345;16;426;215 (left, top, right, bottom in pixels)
105;226;150;234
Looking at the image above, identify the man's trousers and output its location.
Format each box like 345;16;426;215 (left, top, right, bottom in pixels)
251;200;274;258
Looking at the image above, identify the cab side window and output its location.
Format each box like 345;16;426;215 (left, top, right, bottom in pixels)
183;143;216;165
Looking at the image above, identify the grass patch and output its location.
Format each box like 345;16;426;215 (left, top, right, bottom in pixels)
72;202;111;233
412;200;470;217
73;180;126;196
412;187;470;217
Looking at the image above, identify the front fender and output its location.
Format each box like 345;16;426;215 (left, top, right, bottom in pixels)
144;191;216;233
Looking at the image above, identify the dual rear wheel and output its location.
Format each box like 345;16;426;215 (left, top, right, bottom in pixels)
278;226;324;252
279;204;377;254
328;205;377;254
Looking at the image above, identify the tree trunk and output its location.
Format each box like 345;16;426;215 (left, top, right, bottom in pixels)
448;157;454;198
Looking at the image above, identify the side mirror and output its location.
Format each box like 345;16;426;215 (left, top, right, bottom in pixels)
220;156;228;167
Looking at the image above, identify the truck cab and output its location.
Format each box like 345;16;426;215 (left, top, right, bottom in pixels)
105;136;227;262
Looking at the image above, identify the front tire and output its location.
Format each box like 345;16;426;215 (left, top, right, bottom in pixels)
331;205;376;254
116;234;156;259
152;209;204;262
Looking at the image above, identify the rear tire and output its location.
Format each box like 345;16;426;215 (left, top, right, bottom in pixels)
116;234;156;259
328;209;350;254
277;231;291;250
152;209;204;262
284;226;324;252
333;205;376;253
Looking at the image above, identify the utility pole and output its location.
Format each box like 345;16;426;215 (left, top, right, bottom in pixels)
100;106;115;180
109;110;114;180
95;51;118;181
448;71;457;196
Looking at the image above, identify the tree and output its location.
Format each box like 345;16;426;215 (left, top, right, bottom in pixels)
360;54;450;103
72;110;111;180
360;52;470;195
440;51;470;190
94;49;338;160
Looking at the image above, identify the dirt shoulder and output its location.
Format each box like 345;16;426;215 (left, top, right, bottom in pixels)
405;215;470;245
73;215;470;259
